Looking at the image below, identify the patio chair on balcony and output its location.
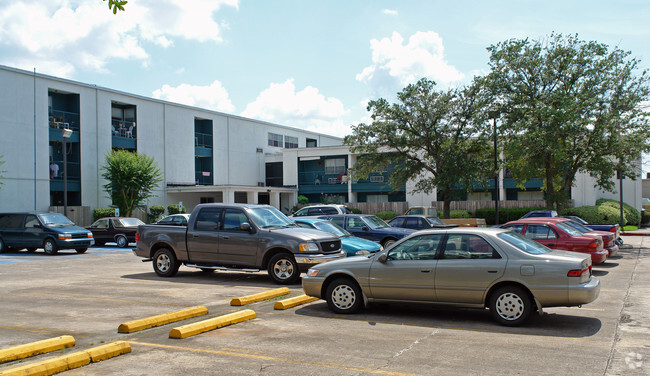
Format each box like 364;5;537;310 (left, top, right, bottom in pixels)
111;125;119;136
125;125;134;138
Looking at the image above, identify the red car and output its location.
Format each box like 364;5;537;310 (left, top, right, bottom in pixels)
501;218;608;264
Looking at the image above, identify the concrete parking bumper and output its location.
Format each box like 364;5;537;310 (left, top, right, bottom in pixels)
118;306;209;333
273;294;319;310
230;287;290;306
169;310;257;339
0;336;76;363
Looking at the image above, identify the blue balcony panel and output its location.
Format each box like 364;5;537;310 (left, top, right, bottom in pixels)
502;178;544;189
112;136;136;150
50;179;81;192
195;147;213;158
299;184;348;195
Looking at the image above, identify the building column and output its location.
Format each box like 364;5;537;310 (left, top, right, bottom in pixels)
270;191;280;208
225;189;235;204
247;191;256;204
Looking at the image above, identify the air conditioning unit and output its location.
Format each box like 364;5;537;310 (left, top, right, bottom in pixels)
370;176;385;183
256;148;263;153
257;182;265;187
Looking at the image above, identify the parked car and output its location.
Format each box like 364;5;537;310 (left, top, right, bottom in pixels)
133;204;345;284
155;214;191;226
0;212;94;255
388;215;459;230
290;204;351;218
293;218;382;256
554;218;619;257
87;217;144;248
317;214;416;248
302;227;600;326
561;215;622;246
404;206;438;216
500;218;607;264
520;210;558;219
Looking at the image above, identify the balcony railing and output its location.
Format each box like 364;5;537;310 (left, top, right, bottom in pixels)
49;110;80;131
49;160;81;180
111;119;137;139
195;132;213;148
195;171;213;185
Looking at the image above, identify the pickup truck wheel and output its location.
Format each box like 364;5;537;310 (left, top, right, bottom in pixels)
268;253;300;284
115;235;128;248
153;248;180;277
43;239;58;255
326;278;363;314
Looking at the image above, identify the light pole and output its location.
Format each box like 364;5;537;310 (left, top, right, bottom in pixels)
493;117;500;225
61;128;72;216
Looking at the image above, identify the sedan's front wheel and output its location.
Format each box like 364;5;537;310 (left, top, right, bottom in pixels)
115;235;128;248
325;278;363;314
489;286;532;326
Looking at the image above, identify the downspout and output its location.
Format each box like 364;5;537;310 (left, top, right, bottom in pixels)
33;68;37;210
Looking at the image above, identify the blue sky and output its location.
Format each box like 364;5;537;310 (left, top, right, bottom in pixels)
1;0;649;152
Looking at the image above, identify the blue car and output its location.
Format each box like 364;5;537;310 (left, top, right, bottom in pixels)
317;214;416;248
292;218;382;256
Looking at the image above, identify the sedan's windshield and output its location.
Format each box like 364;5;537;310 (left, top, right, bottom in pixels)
313;221;350;237
365;215;390;229
426;217;446;226
116;218;145;227
498;231;551;255
38;213;74;226
556;222;585;237
563;220;592;234
249;207;296;228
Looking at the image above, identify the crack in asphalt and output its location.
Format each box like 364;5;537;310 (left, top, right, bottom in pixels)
370;329;439;376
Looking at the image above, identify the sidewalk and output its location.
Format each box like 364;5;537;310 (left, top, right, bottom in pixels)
606;234;649;375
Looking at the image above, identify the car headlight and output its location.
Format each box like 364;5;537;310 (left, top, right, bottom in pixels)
58;233;72;240
355;250;370;256
299;242;319;252
307;269;320;277
87;232;93;238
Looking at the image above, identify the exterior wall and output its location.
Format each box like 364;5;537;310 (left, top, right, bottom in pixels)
0;65;341;214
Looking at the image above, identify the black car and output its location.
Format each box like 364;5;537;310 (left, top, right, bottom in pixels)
0;212;94;255
388;215;459;230
87;217;144;247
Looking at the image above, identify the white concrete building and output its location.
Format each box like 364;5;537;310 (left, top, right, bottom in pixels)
0;65;341;217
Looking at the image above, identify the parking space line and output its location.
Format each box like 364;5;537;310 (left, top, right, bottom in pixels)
130;341;421;376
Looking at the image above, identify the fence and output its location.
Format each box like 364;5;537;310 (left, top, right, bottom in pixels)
344;202;408;214
429;200;572;212
49;206;92;226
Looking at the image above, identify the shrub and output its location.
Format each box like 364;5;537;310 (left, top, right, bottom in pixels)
595;198;641;226
168;204;187;215
449;210;471;218
375;211;397;221
642;210;650;225
475;207;547;225
93;208;117;222
147;205;166;223
350;208;363;214
297;195;309;205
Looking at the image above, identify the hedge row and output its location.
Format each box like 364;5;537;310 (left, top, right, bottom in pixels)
475;207;546;226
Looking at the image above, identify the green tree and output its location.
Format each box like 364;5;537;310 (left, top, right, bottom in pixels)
101;150;162;217
344;78;493;218
103;0;127;14
487;33;650;212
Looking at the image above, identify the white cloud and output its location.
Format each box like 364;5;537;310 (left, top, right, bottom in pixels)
382;9;398;16
241;79;350;137
356;31;464;96
0;0;238;76
152;80;235;113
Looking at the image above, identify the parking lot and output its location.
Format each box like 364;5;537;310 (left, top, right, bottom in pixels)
1;235;648;375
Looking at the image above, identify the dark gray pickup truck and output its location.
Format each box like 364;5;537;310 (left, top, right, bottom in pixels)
133;204;345;284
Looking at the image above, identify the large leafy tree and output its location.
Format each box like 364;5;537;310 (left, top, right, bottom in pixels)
101;150;162;217
103;0;127;14
487;33;650;212
344;78;493;218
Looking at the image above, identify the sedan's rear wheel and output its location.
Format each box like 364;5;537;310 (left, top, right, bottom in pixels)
325;278;363;314
115;235;128;248
489;286;532;326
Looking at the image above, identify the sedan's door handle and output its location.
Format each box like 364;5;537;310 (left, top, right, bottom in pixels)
420;269;431;273
547;243;555;247
221;236;230;240
487;270;498;273
192;234;200;238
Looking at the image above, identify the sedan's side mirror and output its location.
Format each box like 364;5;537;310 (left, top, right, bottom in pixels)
378;253;388;263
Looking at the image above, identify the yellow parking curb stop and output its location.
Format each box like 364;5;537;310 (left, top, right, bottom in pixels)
230;287;290;306
169;310;256;339
118;306;209;333
274;295;319;310
0;341;130;376
0;336;76;363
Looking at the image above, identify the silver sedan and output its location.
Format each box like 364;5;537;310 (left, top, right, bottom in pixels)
302;227;600;326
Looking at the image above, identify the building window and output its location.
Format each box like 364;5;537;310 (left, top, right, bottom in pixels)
324;158;346;175
268;133;283;147
306;138;317;148
518;191;544;200
285;135;298;149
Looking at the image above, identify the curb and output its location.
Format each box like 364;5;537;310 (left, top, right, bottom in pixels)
0;341;130;376
273;295;319;310
230;287;290;306
118;306;209;333
621;232;650;236
169;310;256;339
0;336;76;363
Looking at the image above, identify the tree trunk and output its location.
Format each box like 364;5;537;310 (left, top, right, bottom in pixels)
442;189;451;219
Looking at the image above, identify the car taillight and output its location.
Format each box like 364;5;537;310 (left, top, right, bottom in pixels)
587;240;598;249
135;233;140;243
609;228;616;233
568;267;589;277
